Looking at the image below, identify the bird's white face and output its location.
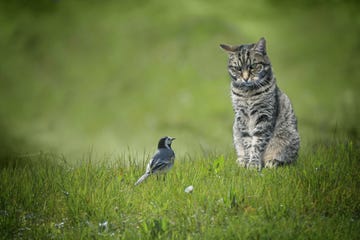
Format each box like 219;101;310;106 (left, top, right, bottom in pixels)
165;137;174;148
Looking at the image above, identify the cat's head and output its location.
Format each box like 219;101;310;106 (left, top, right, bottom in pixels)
220;37;273;91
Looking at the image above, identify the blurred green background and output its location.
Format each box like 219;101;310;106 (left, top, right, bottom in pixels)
0;0;359;160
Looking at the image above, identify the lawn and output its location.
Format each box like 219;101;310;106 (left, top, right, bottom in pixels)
0;140;359;239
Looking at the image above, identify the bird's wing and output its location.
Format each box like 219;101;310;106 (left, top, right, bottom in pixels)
148;150;175;174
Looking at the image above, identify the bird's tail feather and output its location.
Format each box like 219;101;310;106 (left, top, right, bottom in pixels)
134;173;150;186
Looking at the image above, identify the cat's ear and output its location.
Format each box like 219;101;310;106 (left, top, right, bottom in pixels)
220;44;238;53
254;37;266;54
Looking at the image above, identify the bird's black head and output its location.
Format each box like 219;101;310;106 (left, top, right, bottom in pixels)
158;136;175;149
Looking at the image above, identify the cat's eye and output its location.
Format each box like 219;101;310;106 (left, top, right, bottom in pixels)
250;63;258;69
250;63;262;72
230;66;241;71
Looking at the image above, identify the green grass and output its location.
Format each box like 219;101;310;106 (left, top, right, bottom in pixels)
1;139;359;239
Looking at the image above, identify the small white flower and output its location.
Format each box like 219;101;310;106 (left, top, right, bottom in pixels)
98;221;109;233
55;222;65;229
184;185;194;193
62;190;69;197
99;221;108;228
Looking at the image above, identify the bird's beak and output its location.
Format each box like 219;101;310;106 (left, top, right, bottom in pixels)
170;137;176;141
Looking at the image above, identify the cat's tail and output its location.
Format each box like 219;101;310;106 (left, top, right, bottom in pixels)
134;173;150;186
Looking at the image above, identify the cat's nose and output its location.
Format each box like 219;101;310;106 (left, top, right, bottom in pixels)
242;70;249;81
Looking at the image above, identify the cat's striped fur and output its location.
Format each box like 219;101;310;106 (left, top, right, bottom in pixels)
220;38;300;170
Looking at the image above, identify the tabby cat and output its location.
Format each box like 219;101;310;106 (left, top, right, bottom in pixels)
220;37;300;170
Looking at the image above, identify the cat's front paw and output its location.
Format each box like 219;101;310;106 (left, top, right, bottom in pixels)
264;159;284;168
247;161;262;171
236;158;247;168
